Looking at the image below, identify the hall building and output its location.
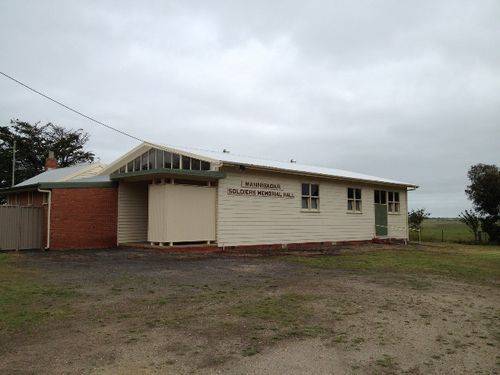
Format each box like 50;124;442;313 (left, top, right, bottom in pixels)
1;142;417;250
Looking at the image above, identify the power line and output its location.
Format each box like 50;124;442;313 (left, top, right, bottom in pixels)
0;71;144;142
0;70;299;165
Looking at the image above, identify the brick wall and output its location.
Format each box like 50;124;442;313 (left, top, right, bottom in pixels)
50;188;118;249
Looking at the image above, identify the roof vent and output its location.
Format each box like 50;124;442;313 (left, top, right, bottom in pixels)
223;149;230;153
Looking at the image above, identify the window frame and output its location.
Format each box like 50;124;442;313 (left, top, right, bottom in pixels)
126;161;134;173
388;191;401;214
133;156;141;171
301;183;320;212
116;148;215;174
163;151;172;169
347;187;363;213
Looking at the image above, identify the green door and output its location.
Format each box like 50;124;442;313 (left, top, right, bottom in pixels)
374;190;388;236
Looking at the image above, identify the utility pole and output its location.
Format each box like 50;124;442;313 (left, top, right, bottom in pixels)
11;139;16;187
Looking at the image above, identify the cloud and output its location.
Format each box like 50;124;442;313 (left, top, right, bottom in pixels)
0;0;499;216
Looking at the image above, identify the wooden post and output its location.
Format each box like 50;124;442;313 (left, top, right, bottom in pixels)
441;229;444;242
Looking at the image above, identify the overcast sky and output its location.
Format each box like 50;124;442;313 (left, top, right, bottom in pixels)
1;1;499;216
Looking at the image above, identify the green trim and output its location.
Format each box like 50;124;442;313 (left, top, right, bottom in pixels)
0;181;116;194
110;168;226;180
40;181;116;189
0;184;39;194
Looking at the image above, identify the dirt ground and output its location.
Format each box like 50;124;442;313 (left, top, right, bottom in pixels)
1;243;499;374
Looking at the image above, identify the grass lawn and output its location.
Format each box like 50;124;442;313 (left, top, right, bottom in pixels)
0;244;499;374
290;243;500;284
409;218;481;243
0;253;76;332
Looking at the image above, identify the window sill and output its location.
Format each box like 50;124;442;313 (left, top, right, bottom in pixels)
388;212;401;215
301;209;320;213
346;211;363;214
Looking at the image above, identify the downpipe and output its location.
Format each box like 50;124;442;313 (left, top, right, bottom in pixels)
38;188;51;250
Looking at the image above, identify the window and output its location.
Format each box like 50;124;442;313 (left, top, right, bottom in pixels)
201;160;211;170
388;192;400;213
133;156;141;171
117;148;211;174
163;151;172;168
374;190;387;204
148;149;156;169
156;149;164;169
347;188;362;212
301;183;319;210
172;153;180;169
181;156;191;170
141;152;149;170
27;192;33;206
191;158;201;170
42;193;48;205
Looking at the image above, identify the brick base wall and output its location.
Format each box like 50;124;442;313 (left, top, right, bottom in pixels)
50;188;118;249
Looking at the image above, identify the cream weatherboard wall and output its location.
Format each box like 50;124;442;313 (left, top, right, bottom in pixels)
216;170;408;247
117;182;148;244
387;192;408;239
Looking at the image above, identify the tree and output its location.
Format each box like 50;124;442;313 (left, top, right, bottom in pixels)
458;209;481;242
465;164;500;243
0;120;95;191
408;208;430;230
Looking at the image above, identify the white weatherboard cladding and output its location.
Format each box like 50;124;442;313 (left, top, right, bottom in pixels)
217;171;408;247
387;192;408;238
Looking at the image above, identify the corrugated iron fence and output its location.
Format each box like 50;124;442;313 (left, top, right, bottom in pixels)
0;206;44;250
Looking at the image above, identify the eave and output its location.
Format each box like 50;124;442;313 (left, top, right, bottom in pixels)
0;181;117;194
109;168;226;181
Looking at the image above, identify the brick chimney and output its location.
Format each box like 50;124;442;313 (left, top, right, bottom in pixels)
45;151;58;170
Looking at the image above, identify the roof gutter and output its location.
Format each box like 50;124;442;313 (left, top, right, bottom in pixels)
37;187;51;250
0;184;40;194
0;181;116;194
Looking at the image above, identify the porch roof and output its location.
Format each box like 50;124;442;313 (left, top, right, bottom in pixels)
109;168;226;182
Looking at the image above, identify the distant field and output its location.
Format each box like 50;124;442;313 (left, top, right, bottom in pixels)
409;218;478;243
